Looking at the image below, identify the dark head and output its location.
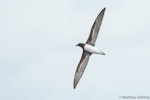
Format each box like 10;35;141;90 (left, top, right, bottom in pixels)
76;43;84;49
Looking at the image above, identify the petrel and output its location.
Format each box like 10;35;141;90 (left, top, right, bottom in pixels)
74;8;106;89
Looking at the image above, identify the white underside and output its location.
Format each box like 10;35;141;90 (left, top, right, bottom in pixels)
84;44;104;54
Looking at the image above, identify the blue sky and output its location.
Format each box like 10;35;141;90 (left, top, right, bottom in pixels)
0;0;150;100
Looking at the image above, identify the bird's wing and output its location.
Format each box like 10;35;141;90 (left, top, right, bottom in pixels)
86;8;106;46
74;51;91;89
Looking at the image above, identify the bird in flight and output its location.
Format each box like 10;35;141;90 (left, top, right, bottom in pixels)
74;8;106;89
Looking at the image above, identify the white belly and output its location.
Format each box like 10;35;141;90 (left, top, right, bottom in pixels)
84;44;101;54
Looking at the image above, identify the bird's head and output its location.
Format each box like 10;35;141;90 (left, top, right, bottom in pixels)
76;43;84;49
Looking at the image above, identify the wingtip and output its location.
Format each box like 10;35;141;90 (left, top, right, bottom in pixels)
102;7;106;12
73;85;76;89
98;7;106;16
73;79;78;89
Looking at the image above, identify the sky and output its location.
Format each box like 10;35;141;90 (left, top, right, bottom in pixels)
0;0;150;100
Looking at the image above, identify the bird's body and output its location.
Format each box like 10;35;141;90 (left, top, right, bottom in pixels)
84;44;105;55
73;8;106;89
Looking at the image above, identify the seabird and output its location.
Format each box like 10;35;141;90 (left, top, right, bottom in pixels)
74;8;106;89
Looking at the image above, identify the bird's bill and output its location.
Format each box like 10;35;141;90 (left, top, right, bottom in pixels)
76;43;79;46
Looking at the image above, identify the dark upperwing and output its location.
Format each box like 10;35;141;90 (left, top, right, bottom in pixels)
74;51;91;89
86;8;106;46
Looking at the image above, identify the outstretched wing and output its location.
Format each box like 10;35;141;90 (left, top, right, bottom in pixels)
74;51;91;89
86;8;106;46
